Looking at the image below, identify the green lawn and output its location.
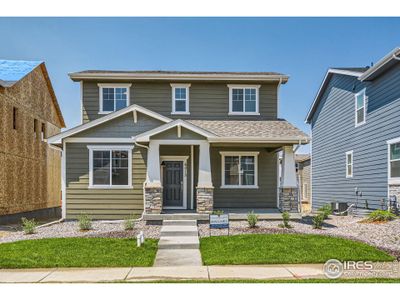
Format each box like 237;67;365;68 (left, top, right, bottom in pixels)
0;238;158;268
200;234;394;265
131;278;400;283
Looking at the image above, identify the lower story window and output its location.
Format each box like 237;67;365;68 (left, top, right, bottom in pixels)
220;152;259;188
88;146;133;188
389;142;400;179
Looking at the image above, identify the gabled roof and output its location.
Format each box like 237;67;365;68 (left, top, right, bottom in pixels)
47;104;172;144
305;68;366;123
359;47;400;81
0;60;66;128
69;70;289;83
134;119;217;142
0;60;42;87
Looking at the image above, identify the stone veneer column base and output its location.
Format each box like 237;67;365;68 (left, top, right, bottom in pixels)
196;186;214;214
389;184;400;213
279;187;299;213
144;185;163;214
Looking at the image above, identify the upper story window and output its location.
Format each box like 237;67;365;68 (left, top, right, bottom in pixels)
388;139;400;183
346;150;353;178
228;85;260;115
171;84;190;114
355;89;366;126
98;84;131;114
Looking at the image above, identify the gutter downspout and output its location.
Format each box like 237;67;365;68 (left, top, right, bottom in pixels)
134;140;150;221
393;53;400;61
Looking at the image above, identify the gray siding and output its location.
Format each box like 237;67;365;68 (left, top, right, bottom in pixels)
311;64;400;210
82;81;278;123
65;143;146;219
75;112;163;138
211;146;278;208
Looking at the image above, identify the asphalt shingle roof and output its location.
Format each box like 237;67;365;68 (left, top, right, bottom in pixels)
73;70;286;76
186;119;309;141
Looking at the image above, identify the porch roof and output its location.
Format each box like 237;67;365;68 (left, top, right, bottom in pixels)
187;119;310;144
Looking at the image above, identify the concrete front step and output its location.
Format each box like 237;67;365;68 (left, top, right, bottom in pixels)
163;220;197;226
144;213;209;221
153;249;203;266
158;236;199;249
160;225;198;237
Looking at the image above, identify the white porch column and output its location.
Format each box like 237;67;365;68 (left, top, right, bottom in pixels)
197;141;213;188
281;145;297;188
196;141;213;214
146;140;161;186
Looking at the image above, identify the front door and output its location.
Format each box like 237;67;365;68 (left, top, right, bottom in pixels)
162;161;185;208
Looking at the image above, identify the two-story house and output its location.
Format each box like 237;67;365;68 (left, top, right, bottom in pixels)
48;70;309;220
305;47;400;211
0;60;65;224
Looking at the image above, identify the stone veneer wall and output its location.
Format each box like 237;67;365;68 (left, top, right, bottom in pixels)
196;187;214;214
389;184;400;203
279;187;299;212
144;186;163;214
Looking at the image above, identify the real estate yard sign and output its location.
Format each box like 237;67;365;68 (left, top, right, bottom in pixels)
209;214;229;235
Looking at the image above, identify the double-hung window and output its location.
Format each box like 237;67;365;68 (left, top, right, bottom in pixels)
171;84;190;114
355;89;366;126
88;146;133;188
98;84;131;114
228;85;260;115
220;151;259;188
345;150;353;178
388;139;400;183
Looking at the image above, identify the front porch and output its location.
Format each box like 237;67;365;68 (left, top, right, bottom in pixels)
143;208;302;221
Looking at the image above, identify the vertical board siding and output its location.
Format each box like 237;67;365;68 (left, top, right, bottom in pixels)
66;143;146;219
311;64;400;210
82;81;278;123
211;146;278;208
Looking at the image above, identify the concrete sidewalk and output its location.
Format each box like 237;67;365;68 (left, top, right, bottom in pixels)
0;263;399;283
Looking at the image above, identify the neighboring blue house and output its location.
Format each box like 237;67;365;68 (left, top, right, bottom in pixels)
305;47;400;210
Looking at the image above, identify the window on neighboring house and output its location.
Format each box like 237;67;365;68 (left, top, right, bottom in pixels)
12;107;17;130
98;84;131;114
220;152;259;188
355;89;366;126
41;123;46;141
228;85;260;115
171;84;190;114
346;151;353;178
88;146;133;188
389;141;400;180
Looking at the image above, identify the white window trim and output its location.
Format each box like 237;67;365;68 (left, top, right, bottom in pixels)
220;151;259;189
387;137;400;185
345;150;353;178
227;84;260;115
355;88;366;127
87;145;134;189
98;83;132;114
171;83;191;115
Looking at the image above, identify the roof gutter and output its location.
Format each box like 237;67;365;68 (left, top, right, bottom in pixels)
359;47;400;81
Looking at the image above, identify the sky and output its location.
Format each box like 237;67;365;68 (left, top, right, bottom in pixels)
0;17;399;153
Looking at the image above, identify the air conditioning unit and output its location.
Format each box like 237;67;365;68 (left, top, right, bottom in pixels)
331;202;348;214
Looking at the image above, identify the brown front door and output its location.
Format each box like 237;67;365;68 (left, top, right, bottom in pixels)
162;161;184;208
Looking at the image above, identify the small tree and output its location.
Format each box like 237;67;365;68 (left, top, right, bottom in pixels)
78;213;92;231
247;211;258;228
279;211;292;228
21;218;37;235
312;213;324;229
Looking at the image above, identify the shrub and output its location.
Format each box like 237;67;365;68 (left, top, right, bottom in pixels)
212;210;224;216
123;216;136;231
21;218;37;235
318;204;333;220
279;211;292;229
78;213;92;231
366;210;397;222
312;213;325;229
247;211;258;228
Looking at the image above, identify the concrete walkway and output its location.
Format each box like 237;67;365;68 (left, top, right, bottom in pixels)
1;262;399;282
154;220;202;266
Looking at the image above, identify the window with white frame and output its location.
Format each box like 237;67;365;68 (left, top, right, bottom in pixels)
88;146;133;188
220;152;259;188
346;151;353;178
355;89;366;126
98;84;131;113
228;85;260;114
389;141;400;180
171;84;190;114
